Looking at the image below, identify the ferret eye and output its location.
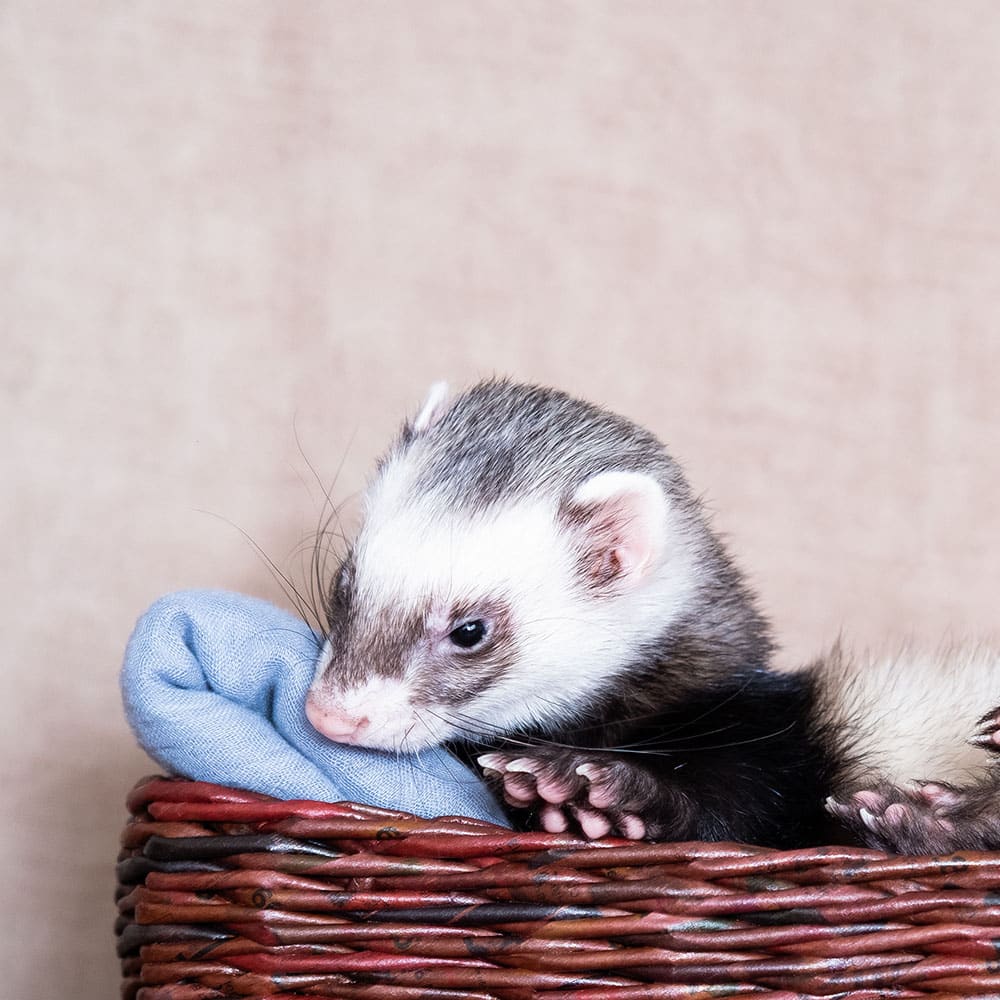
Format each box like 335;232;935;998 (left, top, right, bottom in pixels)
449;620;488;650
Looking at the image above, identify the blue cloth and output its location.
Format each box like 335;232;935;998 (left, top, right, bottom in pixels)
120;589;509;825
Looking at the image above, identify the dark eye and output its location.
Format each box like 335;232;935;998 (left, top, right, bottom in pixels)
449;619;488;650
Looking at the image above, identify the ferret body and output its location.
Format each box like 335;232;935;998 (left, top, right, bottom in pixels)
306;379;1000;851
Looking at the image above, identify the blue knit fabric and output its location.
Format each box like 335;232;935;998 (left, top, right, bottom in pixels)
120;589;508;825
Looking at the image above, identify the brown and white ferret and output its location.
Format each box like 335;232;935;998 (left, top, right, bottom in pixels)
306;379;1000;852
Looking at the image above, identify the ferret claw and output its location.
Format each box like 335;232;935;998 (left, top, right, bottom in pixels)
970;709;1000;751
505;757;540;774
976;705;1000;727
574;762;615;810
476;753;507;774
858;807;878;832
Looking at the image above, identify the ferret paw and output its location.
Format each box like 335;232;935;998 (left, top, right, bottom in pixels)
971;706;1000;752
477;749;667;841
826;781;962;854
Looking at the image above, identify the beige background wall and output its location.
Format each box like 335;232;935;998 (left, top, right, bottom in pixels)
4;2;1000;996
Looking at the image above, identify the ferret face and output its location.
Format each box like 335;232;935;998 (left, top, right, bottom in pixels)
307;498;575;751
305;381;702;753
306;481;698;754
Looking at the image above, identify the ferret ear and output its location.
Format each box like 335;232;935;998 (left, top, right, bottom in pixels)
412;380;451;435
561;471;668;591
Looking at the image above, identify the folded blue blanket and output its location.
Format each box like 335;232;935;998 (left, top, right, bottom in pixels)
120;590;509;825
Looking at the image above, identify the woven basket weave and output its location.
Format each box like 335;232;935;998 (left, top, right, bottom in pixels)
117;776;1000;999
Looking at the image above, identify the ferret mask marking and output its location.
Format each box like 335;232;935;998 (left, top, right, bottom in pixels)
311;488;697;751
307;379;707;752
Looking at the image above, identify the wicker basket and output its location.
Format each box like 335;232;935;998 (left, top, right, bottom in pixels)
117;776;1000;999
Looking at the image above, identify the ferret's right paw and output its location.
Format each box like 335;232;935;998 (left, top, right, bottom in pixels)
477;749;674;841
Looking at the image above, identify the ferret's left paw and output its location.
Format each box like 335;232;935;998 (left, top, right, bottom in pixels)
477;750;667;841
971;706;1000;752
826;781;960;854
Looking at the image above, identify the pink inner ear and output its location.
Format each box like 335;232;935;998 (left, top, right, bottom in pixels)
587;508;634;585
566;471;667;591
595;546;623;585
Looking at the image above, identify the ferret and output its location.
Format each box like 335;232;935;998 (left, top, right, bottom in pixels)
305;378;1000;852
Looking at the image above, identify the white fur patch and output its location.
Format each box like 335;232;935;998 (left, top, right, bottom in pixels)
316;674;446;751
822;644;1000;785
412;381;451;434
349;481;704;743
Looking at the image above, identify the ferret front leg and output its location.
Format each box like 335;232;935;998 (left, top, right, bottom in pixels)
477;747;697;841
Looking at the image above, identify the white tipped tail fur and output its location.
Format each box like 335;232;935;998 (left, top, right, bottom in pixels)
817;643;1000;788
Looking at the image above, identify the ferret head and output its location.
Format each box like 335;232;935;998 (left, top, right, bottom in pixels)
305;379;719;753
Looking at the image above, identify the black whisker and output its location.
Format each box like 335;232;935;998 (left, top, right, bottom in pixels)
195;508;323;636
293;417;357;635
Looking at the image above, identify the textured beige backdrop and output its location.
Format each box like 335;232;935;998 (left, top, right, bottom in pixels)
4;2;1000;996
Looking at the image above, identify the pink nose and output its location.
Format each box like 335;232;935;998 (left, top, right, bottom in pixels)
305;692;370;744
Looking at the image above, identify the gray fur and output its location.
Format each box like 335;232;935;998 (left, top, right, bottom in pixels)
382;377;773;683
393;379;688;509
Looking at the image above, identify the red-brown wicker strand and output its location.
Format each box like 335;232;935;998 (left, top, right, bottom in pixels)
117;776;1000;999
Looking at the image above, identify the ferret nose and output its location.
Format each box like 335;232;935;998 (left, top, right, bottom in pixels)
305;692;370;744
